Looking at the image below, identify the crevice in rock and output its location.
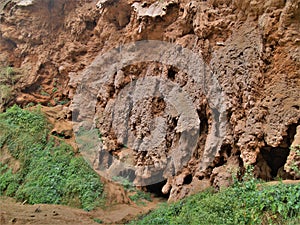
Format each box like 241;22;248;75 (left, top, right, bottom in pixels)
212;144;232;168
200;116;208;135
23;79;43;93
193;108;209;160
1;38;17;50
197;108;209;135
166;116;178;148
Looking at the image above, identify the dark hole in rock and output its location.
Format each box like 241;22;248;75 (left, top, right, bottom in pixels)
261;147;290;178
145;180;170;199
261;122;298;178
197;109;209;135
183;174;193;185
167;67;177;81
51;131;71;139
151;97;166;115
212;155;226;168
292;105;299;110
85;20;97;31
118;169;136;182
200;116;208;134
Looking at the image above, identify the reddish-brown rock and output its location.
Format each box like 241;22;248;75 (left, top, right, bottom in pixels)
1;0;299;201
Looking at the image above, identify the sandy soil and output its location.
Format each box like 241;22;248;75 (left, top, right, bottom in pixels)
0;196;164;225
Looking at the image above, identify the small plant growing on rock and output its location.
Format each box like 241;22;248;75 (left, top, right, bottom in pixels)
0;106;105;211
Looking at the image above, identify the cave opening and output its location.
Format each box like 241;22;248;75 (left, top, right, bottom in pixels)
261;122;298;178
261;147;290;178
145;180;170;199
183;174;193;185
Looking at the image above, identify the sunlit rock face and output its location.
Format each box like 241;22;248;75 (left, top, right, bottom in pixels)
0;0;299;201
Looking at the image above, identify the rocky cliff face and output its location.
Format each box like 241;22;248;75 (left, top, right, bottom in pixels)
1;0;299;201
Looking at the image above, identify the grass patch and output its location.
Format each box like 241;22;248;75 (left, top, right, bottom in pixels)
0;105;104;210
129;190;152;206
129;169;300;225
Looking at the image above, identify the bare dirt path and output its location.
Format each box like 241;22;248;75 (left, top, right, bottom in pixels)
0;196;164;225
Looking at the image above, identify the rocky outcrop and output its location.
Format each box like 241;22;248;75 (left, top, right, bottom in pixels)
285;126;300;179
0;0;299;201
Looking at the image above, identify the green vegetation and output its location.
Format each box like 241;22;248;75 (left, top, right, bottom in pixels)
290;145;300;177
129;190;152;205
113;176;152;205
40;89;50;96
0;66;15;85
0;84;12;107
54;97;70;105
130;169;300;225
113;176;135;192
52;87;58;93
0;66;15;108
0;105;104;211
0;66;25;110
93;218;103;224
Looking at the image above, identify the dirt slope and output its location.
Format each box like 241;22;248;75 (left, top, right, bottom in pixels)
0;196;163;225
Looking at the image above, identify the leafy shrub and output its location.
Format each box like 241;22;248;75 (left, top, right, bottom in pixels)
0;66;15;85
289;145;300;177
0;164;16;195
0;105;104;210
130;168;300;225
129;190;152;205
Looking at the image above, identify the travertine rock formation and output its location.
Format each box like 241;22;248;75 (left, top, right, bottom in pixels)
1;0;299;201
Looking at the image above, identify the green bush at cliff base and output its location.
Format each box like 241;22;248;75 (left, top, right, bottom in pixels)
0;105;104;211
130;171;300;225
